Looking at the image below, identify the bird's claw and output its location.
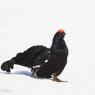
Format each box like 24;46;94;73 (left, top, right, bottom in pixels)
53;77;64;82
31;66;40;77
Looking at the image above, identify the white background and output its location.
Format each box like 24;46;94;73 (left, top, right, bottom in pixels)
0;0;95;95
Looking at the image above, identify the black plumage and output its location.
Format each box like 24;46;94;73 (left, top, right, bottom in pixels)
1;45;51;73
36;30;68;81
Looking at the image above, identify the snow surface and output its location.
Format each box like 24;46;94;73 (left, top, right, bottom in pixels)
0;0;95;95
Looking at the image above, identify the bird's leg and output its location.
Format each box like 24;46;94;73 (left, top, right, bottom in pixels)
31;65;41;76
52;73;63;82
31;68;35;77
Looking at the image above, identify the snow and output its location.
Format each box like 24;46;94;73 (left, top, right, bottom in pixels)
0;65;68;95
0;0;95;95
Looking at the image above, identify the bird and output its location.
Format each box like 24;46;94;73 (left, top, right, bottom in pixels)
1;29;69;82
36;29;69;82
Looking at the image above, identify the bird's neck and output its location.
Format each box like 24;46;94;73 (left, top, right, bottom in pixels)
51;38;66;50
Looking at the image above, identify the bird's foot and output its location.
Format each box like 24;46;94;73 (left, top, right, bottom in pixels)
53;77;64;82
31;66;40;76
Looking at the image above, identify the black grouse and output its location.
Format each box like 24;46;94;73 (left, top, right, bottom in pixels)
36;29;69;82
1;29;68;82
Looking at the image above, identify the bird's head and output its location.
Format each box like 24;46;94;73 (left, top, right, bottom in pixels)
51;29;66;49
53;29;66;41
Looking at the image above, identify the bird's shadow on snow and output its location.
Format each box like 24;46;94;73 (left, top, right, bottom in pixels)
13;71;42;79
0;71;68;82
0;71;43;79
